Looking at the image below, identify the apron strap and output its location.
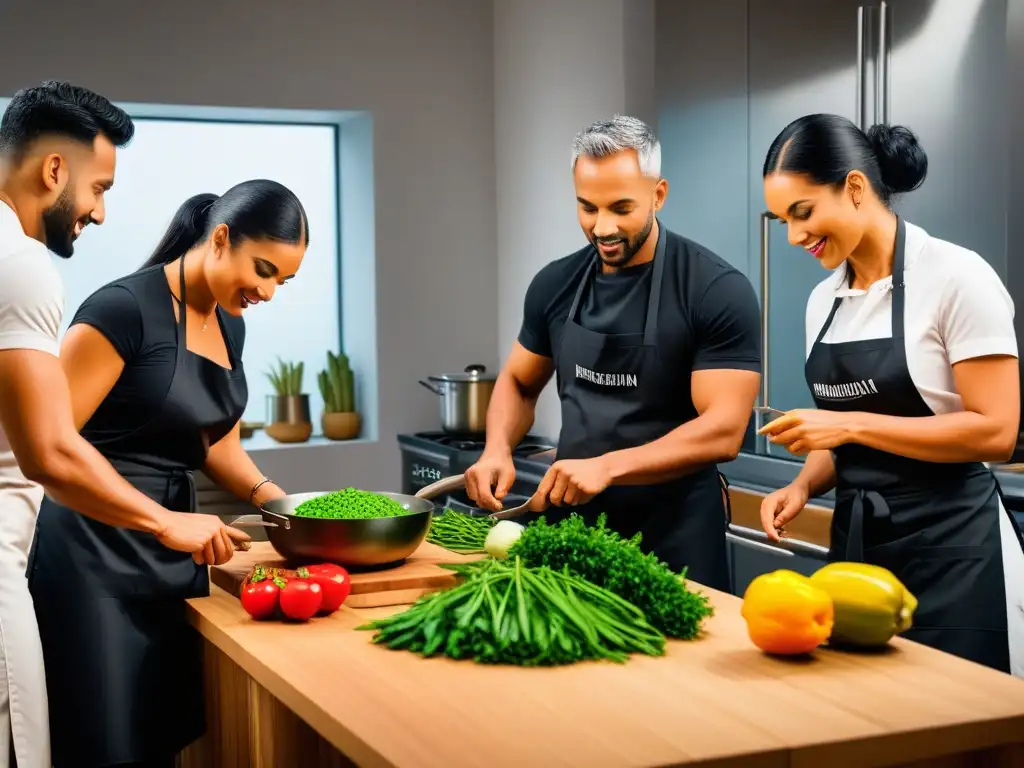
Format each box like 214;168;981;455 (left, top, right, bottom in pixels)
814;298;843;346
811;216;908;349
175;256;189;367
845;489;891;561
564;220;668;348
642;222;668;346
890;216;908;340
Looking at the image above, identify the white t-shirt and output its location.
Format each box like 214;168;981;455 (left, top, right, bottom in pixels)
805;220;1017;416
0;199;64;473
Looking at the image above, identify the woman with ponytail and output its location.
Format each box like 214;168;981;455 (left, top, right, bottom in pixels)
27;178;310;766
756;113;1024;677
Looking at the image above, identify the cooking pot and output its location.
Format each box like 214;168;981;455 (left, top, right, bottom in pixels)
419;364;496;434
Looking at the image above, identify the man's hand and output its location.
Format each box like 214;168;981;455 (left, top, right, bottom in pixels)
529;458;613;512
156;512;251;566
464;451;516;512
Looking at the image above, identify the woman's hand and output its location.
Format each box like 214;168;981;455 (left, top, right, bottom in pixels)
759;482;810;542
758;409;856;455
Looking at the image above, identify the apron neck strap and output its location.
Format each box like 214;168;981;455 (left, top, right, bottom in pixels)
891;215;908;340
812;215;908;346
566;219;668;346
176;256;189;364
642;222;668;345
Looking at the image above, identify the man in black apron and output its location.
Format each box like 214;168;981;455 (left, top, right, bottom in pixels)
768;217;1024;674
465;116;761;590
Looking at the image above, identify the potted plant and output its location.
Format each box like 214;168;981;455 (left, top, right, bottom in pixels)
264;358;312;443
318;350;361;440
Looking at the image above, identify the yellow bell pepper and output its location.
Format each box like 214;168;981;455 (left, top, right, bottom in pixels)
741;570;834;655
809;562;918;647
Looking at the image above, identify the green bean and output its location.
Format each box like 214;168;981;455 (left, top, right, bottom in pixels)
357;556;665;666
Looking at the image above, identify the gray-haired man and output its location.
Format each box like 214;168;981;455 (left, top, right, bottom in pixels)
464;115;761;590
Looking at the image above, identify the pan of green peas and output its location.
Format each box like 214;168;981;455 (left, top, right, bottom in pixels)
230;474;468;567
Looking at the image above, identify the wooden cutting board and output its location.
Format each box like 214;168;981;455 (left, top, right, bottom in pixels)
210;541;483;608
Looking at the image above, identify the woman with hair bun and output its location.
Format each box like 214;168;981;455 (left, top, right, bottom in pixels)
757;113;1024;676
27;178;310;766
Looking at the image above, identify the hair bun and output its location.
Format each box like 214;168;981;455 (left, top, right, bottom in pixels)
866;124;928;195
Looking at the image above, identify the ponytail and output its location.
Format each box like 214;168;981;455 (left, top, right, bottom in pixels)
138;193;219;270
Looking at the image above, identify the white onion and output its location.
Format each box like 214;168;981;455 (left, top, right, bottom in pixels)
484;520;525;560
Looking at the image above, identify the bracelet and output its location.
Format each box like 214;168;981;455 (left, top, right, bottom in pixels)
249;477;273;504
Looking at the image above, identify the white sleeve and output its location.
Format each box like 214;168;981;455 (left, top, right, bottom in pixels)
939;257;1018;364
0;248;64;357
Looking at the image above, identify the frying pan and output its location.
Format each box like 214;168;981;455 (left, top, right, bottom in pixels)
230;474;466;567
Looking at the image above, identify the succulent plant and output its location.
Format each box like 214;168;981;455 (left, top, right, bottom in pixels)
318;350;356;414
266;358;305;397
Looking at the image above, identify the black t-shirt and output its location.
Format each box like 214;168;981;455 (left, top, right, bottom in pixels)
71;265;246;446
518;228;761;374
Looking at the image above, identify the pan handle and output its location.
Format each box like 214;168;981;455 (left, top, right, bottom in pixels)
257;506;292;529
418;379;444;395
414;473;467;500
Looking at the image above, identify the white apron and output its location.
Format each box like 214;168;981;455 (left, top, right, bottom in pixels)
0;451;49;767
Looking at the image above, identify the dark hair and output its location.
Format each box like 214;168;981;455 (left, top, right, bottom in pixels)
0;80;134;159
762;113;928;205
140;179;310;270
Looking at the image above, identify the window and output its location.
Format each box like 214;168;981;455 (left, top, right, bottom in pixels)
0;105;343;427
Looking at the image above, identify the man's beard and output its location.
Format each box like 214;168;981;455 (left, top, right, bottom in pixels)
42;187;78;259
591;209;655;268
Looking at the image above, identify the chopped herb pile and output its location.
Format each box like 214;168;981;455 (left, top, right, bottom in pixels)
426;509;495;553
357;556;665;665
292;488;410;519
507;513;713;639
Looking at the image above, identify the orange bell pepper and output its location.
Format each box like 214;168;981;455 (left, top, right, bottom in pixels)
741;569;834;655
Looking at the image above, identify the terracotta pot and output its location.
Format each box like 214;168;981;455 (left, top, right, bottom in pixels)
322;412;361;441
265;421;313;444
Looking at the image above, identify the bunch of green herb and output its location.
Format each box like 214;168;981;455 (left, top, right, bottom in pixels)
356;556;665;665
292;487;409;519
507;513;713;640
426;509;495;553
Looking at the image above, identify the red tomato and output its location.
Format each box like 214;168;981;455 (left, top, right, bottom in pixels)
279;579;323;621
303;564;352;614
240;580;280;620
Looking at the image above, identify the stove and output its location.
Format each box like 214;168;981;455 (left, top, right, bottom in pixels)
397;431;557;503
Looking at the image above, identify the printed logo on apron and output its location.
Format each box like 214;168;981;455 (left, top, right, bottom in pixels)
574;364;638;388
811;378;879;401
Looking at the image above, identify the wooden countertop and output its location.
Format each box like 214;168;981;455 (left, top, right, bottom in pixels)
187;559;1024;768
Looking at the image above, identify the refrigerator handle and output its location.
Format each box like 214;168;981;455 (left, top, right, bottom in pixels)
877;1;890;125
759;212;777;410
856;6;867;130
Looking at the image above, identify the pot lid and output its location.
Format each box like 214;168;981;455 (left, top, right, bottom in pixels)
428;364;497;382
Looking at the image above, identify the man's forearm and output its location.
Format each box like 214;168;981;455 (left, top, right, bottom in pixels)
22;435;168;535
604;414;745;486
483;371;538;456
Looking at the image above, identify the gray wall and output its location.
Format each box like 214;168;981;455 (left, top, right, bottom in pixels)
494;0;655;441
0;0;498;494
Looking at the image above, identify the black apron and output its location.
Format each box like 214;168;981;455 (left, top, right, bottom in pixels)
549;223;731;591
27;258;247;766
805;216;1024;673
